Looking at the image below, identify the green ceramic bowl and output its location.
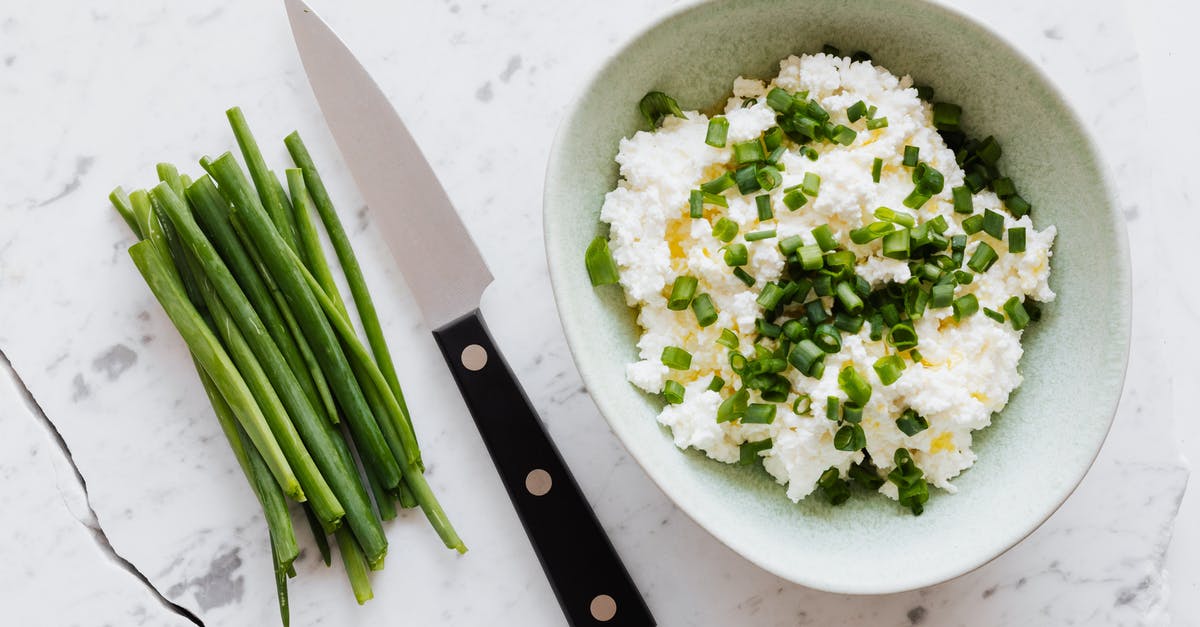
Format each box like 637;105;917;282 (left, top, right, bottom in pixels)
544;0;1128;594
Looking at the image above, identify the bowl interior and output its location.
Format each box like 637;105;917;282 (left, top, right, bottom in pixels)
544;0;1128;594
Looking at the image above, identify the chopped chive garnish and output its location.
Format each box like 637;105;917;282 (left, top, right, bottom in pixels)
756;282;786;309
895;409;929;436
838;365;872;405
700;172;736;195
755;318;782;338
889;448;929;515
788;339;825;377
691;293;718;327
661;346;692;370
755;195;774;221
967;242;998;273
741;98;758;108
1003;296;1031;330
802;172;821;196
756;165;782;191
584;236;620;286
724;243;749;267
716;329;739;349
866;105;878;119
915;85;934;101
811;224;837;251
812;275;833;298
707;375;726;393
716;388;749;423
1006;194;1032;217
825;249;855;269
778;235;805;256
834;312;863;333
976;136;1002;165
847;100;868;122
1008;227;1026;253
961;214;985;235
851;50;872;63
638;91;685;130
766;88;796;113
929;283;955;308
801;146;819;160
703;191;729;207
732;267;756;286
763;126;784;151
745;229;776;241
909;348;924;363
850;221;895;244
712;217;739;242
964;170;987;193
829;124;857;146
729;351;747;373
733;164;761;194
903;190;931;210
871;157;883;183
826;396;840;420
663;380;685;404
742;403;777;424
874;206;916;228
983;307;1005;323
738;438;773;466
873;354;906;385
783;319;810;342
813;324;842;354
783;188;808;211
881;229;910;260
817;467;851;505
822;44;841;55
835;281;864;313
932;102;962;130
798;244;824;270
833;423;866;451
927;215;949;234
667;276;698;310
705;116;730;147
902;145;919;167
688;189;704;218
982;209;1005;240
866;117;889;130
733;139;767;164
952;293;979;321
888;323;919;350
991;177;1016;198
912;162;945;194
766;145;787;165
806;99;830;122
841;402;863;424
952;186;973;214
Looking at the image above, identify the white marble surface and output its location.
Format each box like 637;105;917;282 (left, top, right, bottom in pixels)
0;0;1191;625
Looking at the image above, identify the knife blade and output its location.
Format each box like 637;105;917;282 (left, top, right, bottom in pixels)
284;2;656;625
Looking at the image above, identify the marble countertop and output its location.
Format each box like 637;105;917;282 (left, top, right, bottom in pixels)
0;0;1192;625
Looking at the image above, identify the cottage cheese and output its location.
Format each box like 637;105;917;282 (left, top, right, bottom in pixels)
599;54;1055;504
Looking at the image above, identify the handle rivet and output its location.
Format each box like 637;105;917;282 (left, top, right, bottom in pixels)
525;468;552;496
461;344;488;371
590;594;617;621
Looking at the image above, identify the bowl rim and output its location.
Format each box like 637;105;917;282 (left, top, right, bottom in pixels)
542;0;1130;595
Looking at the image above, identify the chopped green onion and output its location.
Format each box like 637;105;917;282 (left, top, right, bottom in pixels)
783;188;808;211
705;116;730;147
888;448;929;515
734;164;762;194
782;319;810;341
829;124;857;146
716;388;749;423
932;102;961;130
732;267;756;286
745;229;776;241
688;189;704;218
691;293;718;327
895;409;929;436
755;165;782;192
585;236;620;286
667;276;698;310
873;354;905;385
838;365;872;405
801;146;819;161
991;177;1016;198
813;324;842;353
872;157;883;183
733;139;767;164
701;172;736;194
763;126;784;151
778;235;805;256
881;229;910;260
724;243;749;267
866;117;889;130
729;351;748;373
841;402;863;424
912;162;945;194
874;206;916;228
888;323;919;350
976;136;1002;165
712;217;739;242
638;91;685;129
756;282;786;310
806;99;830;122
851;49;872;62
661;346;692;370
766;88;796;113
866;105;878;119
798;244;824;270
708;375;726;392
822;44;841;55
833;423;866;451
802;172;821;196
835;281;864;313
766;145;787;165
755;195;774;220
834;312;863;333
825;396;840;421
952;293;979;321
962;214;985;235
909;348;924;363
788;339;825;377
902;190;931;210
967;242;998;273
1003;296;1031;330
1008;227;1027;253
663;380;685;404
755;318;782;338
964;170;988;193
825;250;855;268
952;186;973;214
850;221;895;244
1006;194;1031;217
717;328;740;349
738;438;773;466
805;299;828;326
915;85;934;101
983;307;1005;323
902;145;919;167
847;100;868;122
742;403;777;424
742;98;758;108
955;270;974;284
812;224;837;251
982;209;1005;240
927;215;949;235
817;467;851;505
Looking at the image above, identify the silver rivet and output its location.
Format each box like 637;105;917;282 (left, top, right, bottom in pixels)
461;344;488;371
525;468;552;496
590;594;617;621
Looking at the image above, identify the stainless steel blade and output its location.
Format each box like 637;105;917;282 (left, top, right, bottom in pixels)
285;0;492;329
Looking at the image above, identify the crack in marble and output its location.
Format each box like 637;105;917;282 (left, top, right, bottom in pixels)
0;348;205;627
35;155;94;208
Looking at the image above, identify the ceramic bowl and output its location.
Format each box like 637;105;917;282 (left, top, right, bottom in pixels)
543;0;1128;594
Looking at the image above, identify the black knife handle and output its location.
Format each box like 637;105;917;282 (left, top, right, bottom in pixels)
433;310;655;627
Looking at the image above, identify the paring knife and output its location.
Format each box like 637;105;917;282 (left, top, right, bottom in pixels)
284;2;655;625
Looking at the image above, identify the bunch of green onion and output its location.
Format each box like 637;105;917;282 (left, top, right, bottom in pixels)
589;62;1045;516
108;107;464;625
